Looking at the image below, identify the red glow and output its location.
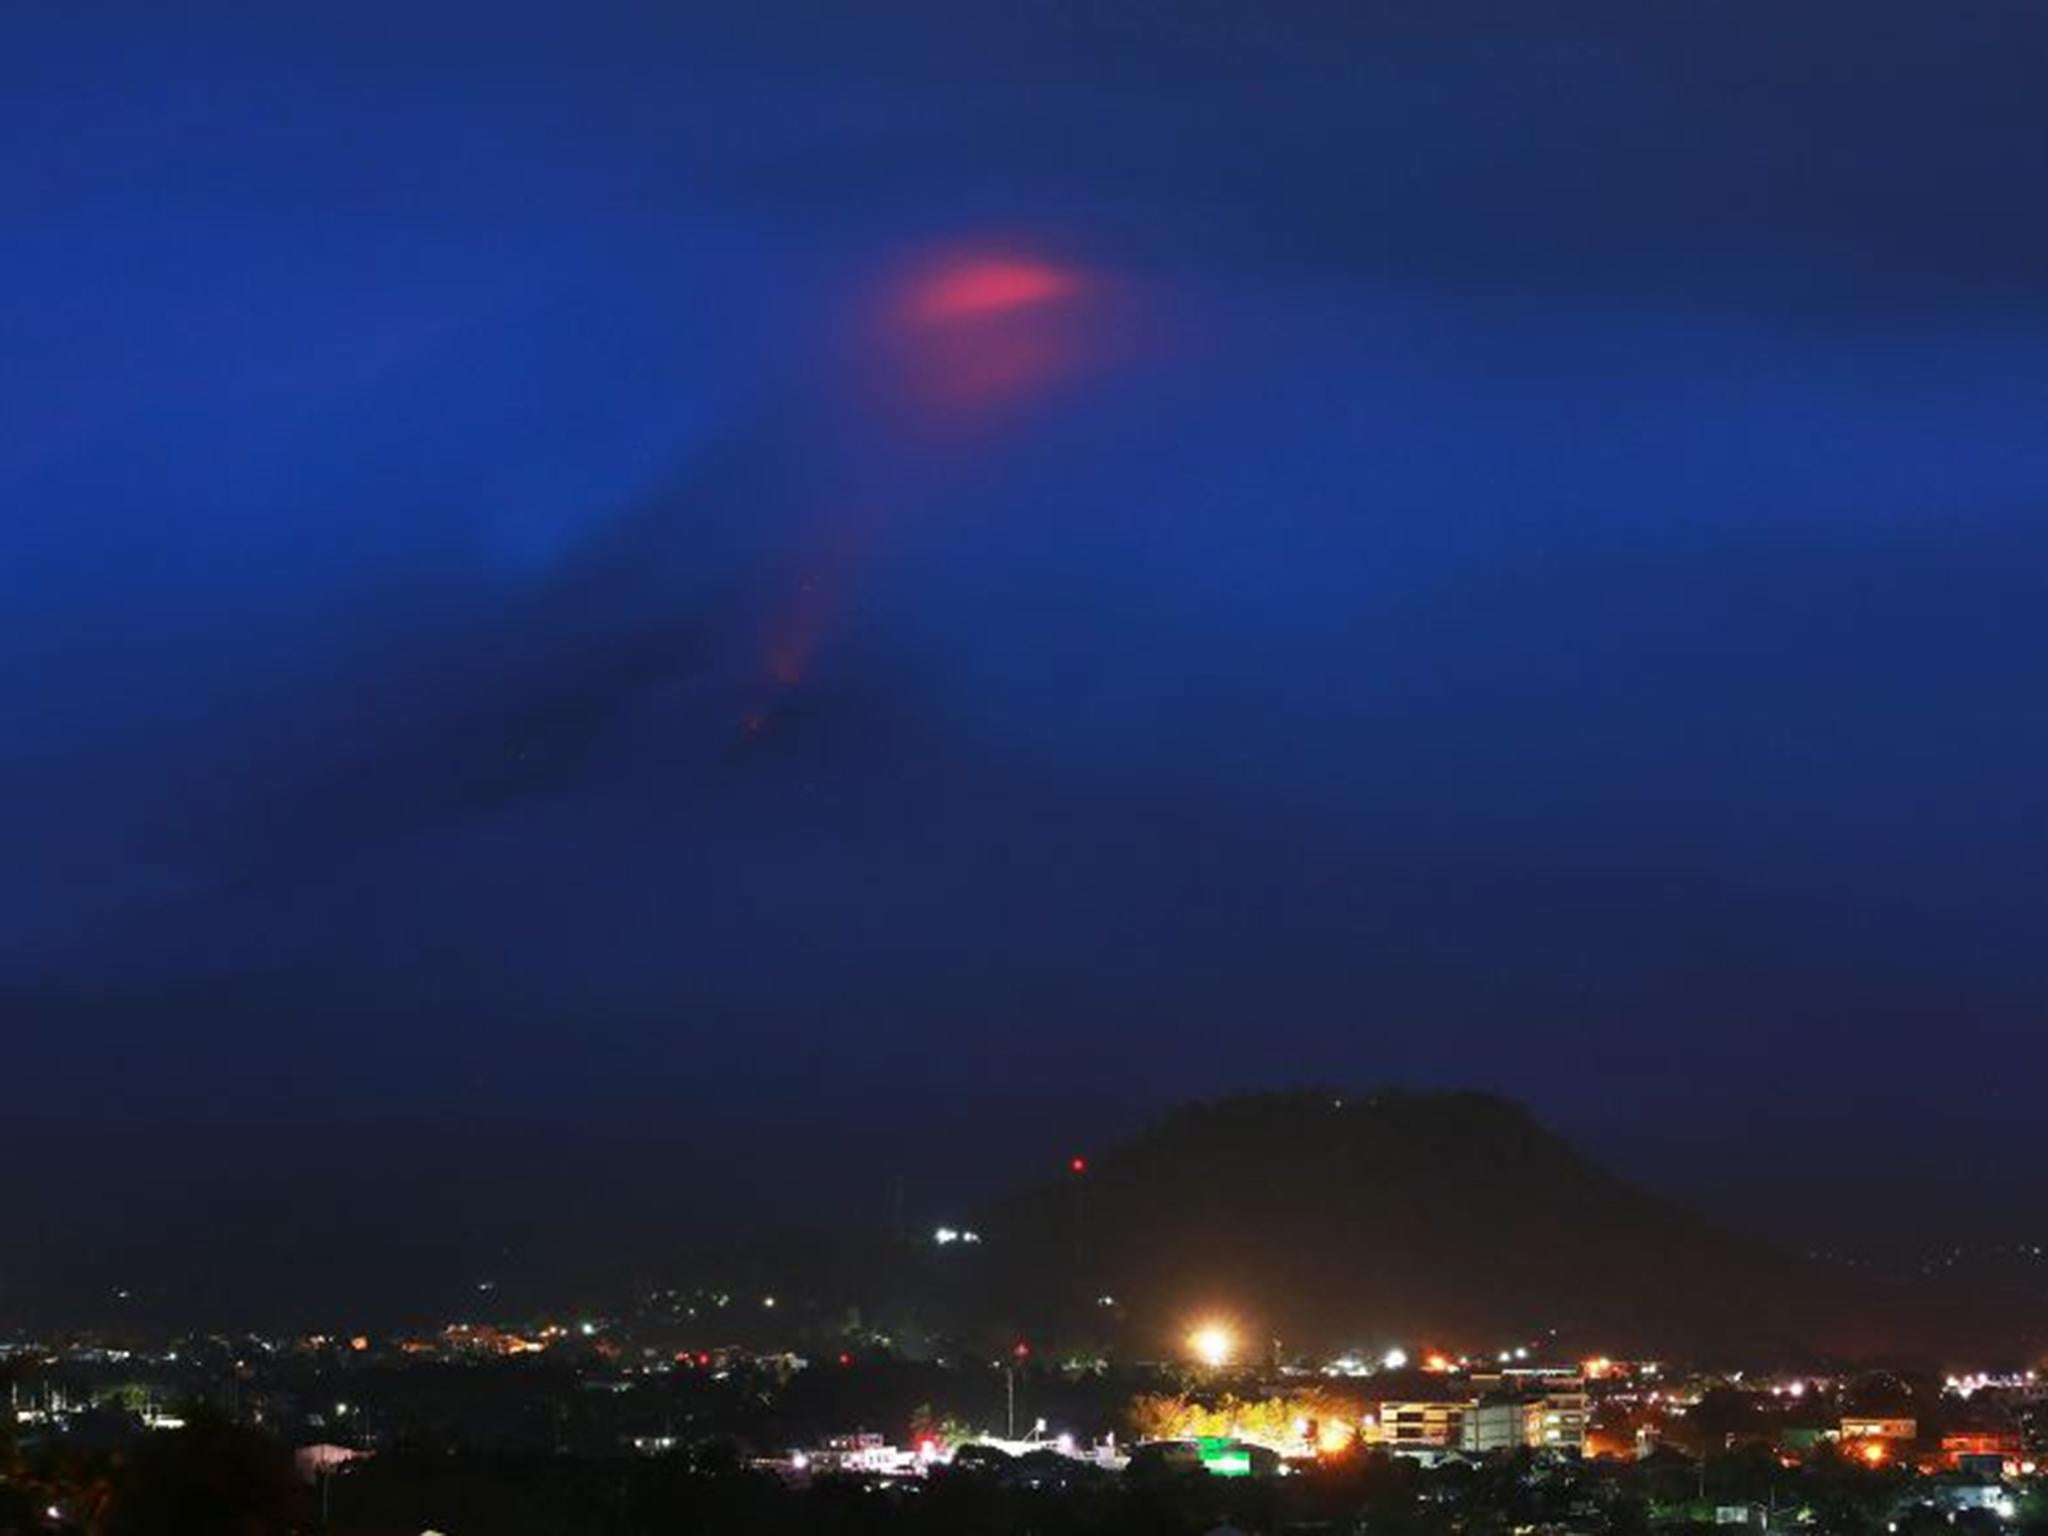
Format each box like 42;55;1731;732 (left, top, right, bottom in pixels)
746;512;872;730
1012;1340;1030;1359
1069;1155;1087;1174
883;251;1106;414
738;248;1122;735
905;259;1081;326
838;1351;853;1367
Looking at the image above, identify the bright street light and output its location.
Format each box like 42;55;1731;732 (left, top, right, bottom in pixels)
1188;1322;1236;1369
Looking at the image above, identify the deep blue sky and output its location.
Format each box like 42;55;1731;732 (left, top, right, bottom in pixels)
9;1;2048;1318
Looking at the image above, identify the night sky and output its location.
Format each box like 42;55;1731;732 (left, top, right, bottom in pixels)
9;1;2048;1319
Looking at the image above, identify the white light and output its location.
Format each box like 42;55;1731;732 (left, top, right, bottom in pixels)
1189;1324;1236;1368
762;1296;776;1308
934;1227;959;1245
961;1230;981;1243
1383;1348;1408;1370
791;1452;809;1470
1514;1346;1529;1360
1055;1432;1075;1455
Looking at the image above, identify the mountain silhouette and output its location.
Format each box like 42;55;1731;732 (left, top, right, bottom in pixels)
658;1090;2027;1366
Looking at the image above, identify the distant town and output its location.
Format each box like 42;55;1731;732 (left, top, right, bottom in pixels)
7;1094;2048;1532
5;1298;2046;1534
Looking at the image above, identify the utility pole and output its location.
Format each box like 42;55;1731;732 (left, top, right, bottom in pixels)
1005;1364;1016;1439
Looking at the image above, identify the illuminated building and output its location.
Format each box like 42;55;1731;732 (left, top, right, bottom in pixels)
1460;1398;1530;1454
1942;1430;2021;1464
1531;1381;1589;1452
1368;1400;1466;1451
1368;1374;1587;1458
1841;1416;1916;1443
1459;1383;1589;1455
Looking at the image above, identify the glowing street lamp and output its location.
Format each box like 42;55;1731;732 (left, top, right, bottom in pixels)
1188;1322;1237;1369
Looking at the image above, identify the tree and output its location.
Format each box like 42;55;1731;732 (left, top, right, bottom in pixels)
102;1420;303;1536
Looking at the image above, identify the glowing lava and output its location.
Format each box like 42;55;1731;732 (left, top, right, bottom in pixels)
903;257;1083;326
739;247;1120;738
886;253;1099;412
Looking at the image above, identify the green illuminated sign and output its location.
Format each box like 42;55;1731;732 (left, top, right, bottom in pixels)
1195;1437;1252;1477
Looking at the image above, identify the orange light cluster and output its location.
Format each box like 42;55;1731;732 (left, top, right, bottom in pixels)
441;1323;545;1357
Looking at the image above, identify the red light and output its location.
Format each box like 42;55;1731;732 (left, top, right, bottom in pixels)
905;259;1080;327
1069;1156;1087;1175
1013;1340;1030;1359
838;1352;853;1367
696;1352;711;1367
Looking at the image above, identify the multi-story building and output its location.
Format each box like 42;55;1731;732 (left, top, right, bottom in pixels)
1369;1375;1587;1458
1460;1397;1531;1454
1458;1385;1588;1455
1532;1382;1589;1452
1369;1400;1467;1452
